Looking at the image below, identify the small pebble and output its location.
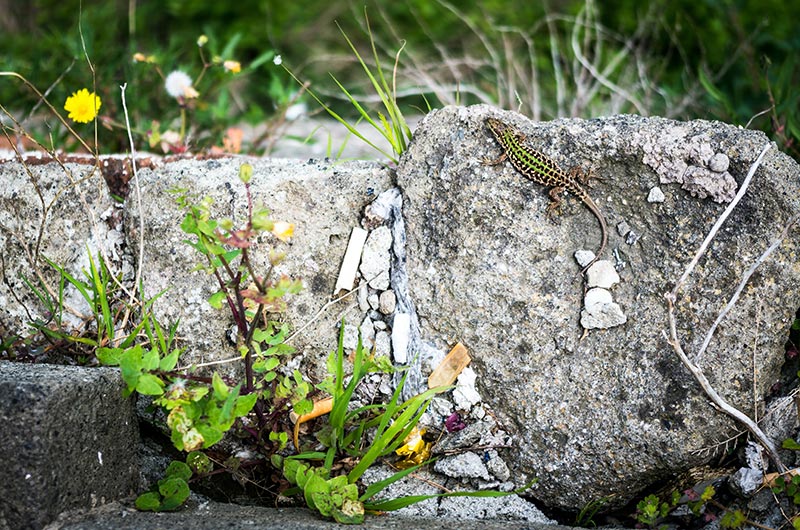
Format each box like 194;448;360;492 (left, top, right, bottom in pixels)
356;282;370;312
391;313;411;363
708;153;729;173
360;316;375;345
585;260;620;289
647;186;665;203
486;452;511;481
574;249;596;268
616;221;630;237
453;367;481;410
379;289;396;314
367;293;380;310
374;331;391;358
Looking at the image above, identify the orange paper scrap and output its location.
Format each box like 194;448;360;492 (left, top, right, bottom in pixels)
428;342;471;389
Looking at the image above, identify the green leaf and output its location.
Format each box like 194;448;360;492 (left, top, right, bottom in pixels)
186;451;213;475
96;347;123;366
195;424;224;448
233;393;257;417
119;345;144;389
164;460;193;481
136;373;165;395
212;372;229;399
208;291;226;310
304;473;330;514
292;398;313;417
253;356;280;372
782;439;800;450
159;348;181;371
282;458;304;486
134;491;162;511
142;348;160;371
158;477;190;511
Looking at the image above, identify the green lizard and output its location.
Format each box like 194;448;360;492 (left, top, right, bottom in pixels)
484;116;608;273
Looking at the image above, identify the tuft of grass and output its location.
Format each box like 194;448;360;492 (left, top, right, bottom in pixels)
281;8;413;164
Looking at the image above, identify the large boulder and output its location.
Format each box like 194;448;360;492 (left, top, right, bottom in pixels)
396;105;800;509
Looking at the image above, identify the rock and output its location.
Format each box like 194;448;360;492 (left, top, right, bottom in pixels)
391;313;411;363
729;466;762;498
0;362;139;530
125;157;393;382
433;452;491;481
50;500;565;529
374;330;391;358
437;494;555;524
359;466;439;517
367;292;381;310
585;260;620;288
357;282;370;312
359;225;392;290
397;105;800;510
486;451;512;481
0;157;125;336
359;315;376;345
433;420;496;455
452;367;482;410
379;289;397;314
581;288;627;330
574;249;596;268
709;153;730;173
647;186;665;203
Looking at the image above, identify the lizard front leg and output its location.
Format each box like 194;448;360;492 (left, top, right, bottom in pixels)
482;151;508;166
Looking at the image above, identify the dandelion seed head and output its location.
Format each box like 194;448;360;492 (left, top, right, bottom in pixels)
165;71;194;99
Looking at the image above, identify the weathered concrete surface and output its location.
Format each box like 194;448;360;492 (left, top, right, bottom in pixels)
0;156;126;340
125;157;394;381
47;500;595;530
0;361;139;530
397;105;800;510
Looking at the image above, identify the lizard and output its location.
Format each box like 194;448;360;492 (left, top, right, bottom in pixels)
483;116;608;274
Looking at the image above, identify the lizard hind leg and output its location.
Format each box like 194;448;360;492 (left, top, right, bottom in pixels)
571;165;603;187
546;186;566;221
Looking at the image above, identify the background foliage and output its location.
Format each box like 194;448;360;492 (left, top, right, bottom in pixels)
1;0;798;156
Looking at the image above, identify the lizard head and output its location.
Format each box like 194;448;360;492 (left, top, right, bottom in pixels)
485;116;523;144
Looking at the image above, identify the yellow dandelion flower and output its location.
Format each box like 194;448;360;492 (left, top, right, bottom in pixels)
64;89;101;124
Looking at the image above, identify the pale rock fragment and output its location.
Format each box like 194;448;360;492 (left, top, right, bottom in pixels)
585;260;620;289
374;330;391;358
647;186;665;203
378;289;396;315
581;288;627;329
391;313;411;363
453;367;482;410
359;225;392;289
434;452;491;481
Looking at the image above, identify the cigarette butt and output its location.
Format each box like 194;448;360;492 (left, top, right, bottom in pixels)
428;342;471;389
292;397;334;450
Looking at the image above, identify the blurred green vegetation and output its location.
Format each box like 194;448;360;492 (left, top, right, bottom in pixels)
0;0;798;157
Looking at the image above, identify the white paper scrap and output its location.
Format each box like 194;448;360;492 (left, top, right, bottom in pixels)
333;227;368;294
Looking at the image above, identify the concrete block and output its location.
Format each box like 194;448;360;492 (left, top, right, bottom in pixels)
0;362;139;530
